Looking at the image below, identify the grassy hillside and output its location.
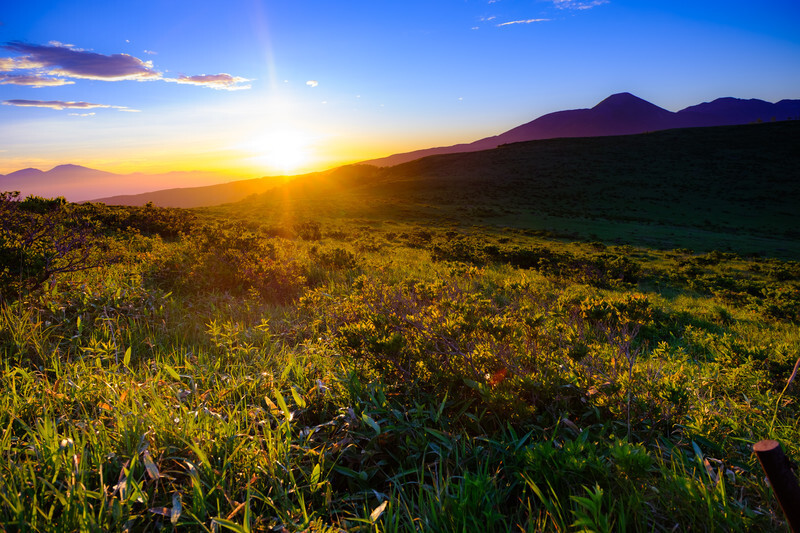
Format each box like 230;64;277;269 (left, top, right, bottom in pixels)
90;174;296;208
224;121;800;259
0;185;799;530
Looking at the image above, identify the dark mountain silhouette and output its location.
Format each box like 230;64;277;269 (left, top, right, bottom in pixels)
364;93;800;166
5;92;799;207
676;97;800;125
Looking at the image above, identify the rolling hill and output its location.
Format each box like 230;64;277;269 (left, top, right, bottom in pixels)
226;121;800;258
89;174;295;208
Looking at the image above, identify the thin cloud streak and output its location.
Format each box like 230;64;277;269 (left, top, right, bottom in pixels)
0;73;74;87
3;99;138;112
166;73;251;91
497;19;550;26
552;0;609;10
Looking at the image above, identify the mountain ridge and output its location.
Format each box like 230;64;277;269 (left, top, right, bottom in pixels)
363;93;800;167
4;92;799;205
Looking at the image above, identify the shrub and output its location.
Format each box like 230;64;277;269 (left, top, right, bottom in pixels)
295;221;322;241
309;245;359;270
145;221;307;302
0;192;113;300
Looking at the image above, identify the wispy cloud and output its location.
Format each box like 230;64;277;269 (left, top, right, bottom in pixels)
306;80;319;87
552;0;609;10
48;40;75;48
1;40;252;97
167;73;251;91
497;18;550;26
0;55;46;70
2;41;160;81
0;41;251;101
3;99;138;112
0;73;74;87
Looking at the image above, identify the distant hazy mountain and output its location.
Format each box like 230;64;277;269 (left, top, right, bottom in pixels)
0;164;242;202
364;93;800;166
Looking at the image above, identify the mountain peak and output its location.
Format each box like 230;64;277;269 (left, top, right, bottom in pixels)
5;167;45;177
49;164;95;172
593;92;660;111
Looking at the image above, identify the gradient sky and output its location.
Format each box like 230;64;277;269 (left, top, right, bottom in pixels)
1;0;799;177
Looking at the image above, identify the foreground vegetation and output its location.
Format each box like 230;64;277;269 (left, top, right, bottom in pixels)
1;181;799;531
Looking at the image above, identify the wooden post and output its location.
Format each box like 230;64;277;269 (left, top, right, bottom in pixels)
754;439;800;533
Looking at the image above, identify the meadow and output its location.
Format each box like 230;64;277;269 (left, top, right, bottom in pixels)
1;123;800;531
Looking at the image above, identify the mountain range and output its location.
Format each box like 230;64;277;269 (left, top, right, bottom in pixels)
363;93;800;166
0;164;245;203
2;92;798;207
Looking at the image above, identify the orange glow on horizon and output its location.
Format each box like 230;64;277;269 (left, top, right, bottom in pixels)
0;118;440;179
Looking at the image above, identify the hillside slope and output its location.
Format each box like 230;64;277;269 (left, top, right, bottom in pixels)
231;121;800;258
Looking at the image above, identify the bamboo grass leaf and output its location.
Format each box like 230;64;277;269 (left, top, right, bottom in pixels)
163;364;181;381
362;413;380;435
142;449;161;480
172;492;182;524
275;389;291;420
290;386;306;409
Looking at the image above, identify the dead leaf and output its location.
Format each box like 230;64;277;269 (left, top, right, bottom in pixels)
370;500;388;523
226;500;246;520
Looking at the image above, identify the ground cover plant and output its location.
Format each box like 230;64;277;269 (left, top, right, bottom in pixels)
1;132;800;530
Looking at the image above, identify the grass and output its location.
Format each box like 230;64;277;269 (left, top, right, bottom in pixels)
1;121;800;530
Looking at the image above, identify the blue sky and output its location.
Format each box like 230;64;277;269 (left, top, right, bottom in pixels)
1;0;799;176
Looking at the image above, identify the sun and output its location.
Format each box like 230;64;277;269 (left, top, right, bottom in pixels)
241;129;317;175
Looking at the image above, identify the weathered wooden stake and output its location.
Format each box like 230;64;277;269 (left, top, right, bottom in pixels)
754;439;800;533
